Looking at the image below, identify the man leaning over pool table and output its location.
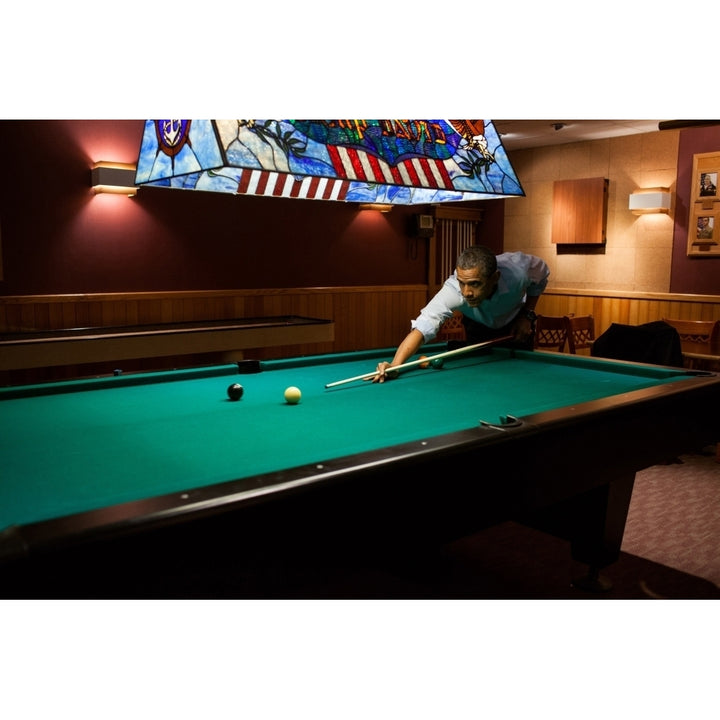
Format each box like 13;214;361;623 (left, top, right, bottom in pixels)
373;245;550;383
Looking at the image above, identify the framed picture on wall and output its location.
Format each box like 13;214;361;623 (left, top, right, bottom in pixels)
688;151;720;256
698;171;718;198
688;210;720;256
690;151;720;205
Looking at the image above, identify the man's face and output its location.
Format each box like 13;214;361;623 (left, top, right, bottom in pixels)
456;267;499;307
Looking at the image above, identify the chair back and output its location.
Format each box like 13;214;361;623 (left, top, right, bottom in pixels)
662;318;720;356
436;310;466;343
566;315;595;354
534;315;569;352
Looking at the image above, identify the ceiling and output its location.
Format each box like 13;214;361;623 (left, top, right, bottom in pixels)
493;120;663;151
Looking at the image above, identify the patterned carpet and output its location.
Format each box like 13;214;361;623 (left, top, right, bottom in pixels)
621;447;720;589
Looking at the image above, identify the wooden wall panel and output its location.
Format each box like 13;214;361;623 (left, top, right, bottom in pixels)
3;285;720;384
3;288;720;340
0;286;430;383
536;289;720;340
551;178;608;245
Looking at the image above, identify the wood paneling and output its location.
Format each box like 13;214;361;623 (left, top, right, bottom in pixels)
0;320;336;372
551;177;608;244
536;289;720;341
3;285;719;384
0;286;429;383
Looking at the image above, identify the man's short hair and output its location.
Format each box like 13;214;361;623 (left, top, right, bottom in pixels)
456;245;497;278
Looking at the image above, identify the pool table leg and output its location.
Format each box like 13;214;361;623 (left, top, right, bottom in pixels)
568;473;636;591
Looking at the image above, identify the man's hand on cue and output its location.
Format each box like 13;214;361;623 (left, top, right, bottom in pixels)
371;361;399;383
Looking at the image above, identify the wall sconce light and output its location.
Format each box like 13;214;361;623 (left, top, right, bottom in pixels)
91;162;138;196
629;188;671;215
358;203;394;213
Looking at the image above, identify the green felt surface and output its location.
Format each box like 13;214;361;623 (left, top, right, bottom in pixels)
0;348;686;530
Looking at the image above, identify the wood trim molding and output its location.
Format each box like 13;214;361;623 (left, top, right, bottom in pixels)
433;206;484;221
0;286;429;305
545;287;720;304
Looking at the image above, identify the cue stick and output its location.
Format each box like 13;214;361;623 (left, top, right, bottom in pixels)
324;335;515;388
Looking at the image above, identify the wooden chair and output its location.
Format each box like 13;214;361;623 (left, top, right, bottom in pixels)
534;315;569;352
662;318;720;370
436;310;466;343
566;315;595;354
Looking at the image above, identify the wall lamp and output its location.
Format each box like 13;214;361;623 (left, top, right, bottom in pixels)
91;162;138;196
629;188;671;215
358;203;394;213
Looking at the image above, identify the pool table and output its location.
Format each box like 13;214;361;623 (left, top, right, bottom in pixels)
1;346;719;597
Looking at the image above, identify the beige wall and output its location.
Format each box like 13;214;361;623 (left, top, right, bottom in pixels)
504;129;681;293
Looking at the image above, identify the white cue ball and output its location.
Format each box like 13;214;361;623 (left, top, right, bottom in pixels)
284;386;302;404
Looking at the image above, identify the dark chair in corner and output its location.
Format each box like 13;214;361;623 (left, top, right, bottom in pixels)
566;315;595;354
534;315;569;352
591;321;684;367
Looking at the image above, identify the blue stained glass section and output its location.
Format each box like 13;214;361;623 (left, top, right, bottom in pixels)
135;120;225;184
223;120;338;178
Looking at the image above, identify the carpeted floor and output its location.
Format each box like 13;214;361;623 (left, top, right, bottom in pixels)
621;447;720;588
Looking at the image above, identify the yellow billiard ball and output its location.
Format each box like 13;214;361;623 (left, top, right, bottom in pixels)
284;386;302;404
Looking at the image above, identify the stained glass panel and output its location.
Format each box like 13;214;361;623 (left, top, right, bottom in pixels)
135;119;524;204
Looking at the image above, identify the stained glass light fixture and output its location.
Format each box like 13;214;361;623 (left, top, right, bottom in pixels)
135;120;524;205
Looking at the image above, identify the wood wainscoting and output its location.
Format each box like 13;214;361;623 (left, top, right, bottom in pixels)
0;286;429;384
2;285;719;384
536;288;720;362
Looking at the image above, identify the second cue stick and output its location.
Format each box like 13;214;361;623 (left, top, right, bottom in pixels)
324;334;515;388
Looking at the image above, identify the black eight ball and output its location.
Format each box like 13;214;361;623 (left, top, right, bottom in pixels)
227;383;244;401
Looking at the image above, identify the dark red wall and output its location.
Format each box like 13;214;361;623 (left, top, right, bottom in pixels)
2;120;716;298
671;126;720;294
0;120;505;296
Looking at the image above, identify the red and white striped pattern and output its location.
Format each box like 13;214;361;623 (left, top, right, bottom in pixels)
327;145;453;190
234;144;454;199
236;169;350;201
